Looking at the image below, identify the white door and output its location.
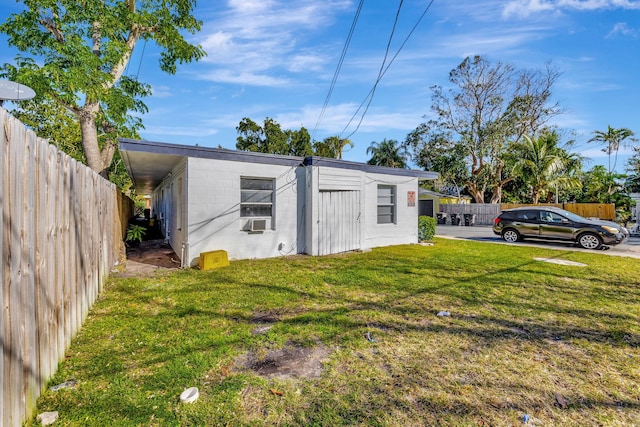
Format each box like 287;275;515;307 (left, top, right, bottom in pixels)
318;191;361;255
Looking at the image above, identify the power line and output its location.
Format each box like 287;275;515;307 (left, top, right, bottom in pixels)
135;39;148;79
341;0;404;139
340;0;436;141
310;0;365;142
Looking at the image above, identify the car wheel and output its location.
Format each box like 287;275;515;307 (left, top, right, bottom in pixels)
502;229;520;243
577;232;602;250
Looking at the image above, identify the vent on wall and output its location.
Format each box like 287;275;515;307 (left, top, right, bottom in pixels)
249;219;267;232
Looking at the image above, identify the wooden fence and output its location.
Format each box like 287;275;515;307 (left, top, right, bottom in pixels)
500;203;616;221
439;202;616;225
1;108;126;426
438;204;501;225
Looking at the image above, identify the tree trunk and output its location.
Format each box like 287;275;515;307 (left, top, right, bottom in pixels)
77;103;111;178
489;185;501;204
467;181;485;203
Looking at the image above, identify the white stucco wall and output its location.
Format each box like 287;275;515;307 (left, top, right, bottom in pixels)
151;159;187;262
305;166;420;255
185;157;305;264
361;172;420;250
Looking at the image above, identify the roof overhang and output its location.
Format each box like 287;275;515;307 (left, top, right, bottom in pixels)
119;139;187;194
119;138;305;194
303;156;439;179
119;138;439;194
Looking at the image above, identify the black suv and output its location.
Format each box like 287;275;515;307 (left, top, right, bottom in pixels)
493;206;628;249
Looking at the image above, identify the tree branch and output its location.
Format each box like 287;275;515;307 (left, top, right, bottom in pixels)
40;16;65;43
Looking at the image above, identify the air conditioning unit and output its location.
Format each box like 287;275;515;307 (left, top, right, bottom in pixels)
249;218;267;232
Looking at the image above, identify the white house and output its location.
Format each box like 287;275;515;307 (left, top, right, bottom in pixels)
119;139;438;266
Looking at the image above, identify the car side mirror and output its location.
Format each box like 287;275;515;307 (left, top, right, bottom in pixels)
561;218;569;224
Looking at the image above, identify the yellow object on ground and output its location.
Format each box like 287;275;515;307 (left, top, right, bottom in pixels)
198;250;229;270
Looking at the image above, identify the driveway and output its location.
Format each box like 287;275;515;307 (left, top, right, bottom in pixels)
436;224;640;259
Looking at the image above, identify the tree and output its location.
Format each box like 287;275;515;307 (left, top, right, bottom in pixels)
6;93;134;191
511;132;582;204
628;146;640;192
406;124;467;199
409;56;562;203
0;0;205;177
313;135;353;159
366;139;408;168
236;117;313;157
579;165;634;223
588;125;635;174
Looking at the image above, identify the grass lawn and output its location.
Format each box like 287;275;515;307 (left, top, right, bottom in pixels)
29;238;640;426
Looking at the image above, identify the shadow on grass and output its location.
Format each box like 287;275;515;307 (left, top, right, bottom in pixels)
32;243;640;425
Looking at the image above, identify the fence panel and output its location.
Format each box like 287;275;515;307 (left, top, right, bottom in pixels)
0;108;128;426
439;203;616;225
439;204;501;225
499;203;615;221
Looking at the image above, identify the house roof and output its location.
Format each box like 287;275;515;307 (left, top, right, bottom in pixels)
119;138;437;194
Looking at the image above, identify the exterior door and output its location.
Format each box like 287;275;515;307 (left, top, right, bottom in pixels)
419;200;434;217
318;191;361;255
539;210;574;240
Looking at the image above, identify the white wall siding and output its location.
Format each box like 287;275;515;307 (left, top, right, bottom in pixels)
318;167;361;191
185;157;304;264
306;166;419;255
361;172;419;250
151;159;187;261
318;190;361;255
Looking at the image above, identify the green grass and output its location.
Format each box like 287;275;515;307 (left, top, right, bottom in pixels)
29;239;640;426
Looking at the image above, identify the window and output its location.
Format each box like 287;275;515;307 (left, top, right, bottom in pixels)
240;177;274;218
515;210;536;221
377;185;396;224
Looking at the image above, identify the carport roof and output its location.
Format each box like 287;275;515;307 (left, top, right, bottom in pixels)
119;138;438;194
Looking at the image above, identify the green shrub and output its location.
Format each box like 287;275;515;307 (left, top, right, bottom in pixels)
126;224;146;243
418;215;436;242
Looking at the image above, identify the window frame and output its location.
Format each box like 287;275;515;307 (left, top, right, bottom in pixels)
240;177;275;220
377;184;396;224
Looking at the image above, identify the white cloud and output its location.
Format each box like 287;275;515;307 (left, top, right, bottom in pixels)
151;85;172;98
606;22;640;38
274;103;423;136
502;0;555;18
142;125;219;138
195;0;351;86
502;0;640;18
198;70;290;87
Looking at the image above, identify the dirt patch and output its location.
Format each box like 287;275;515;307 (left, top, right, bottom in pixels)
113;239;181;278
238;343;332;380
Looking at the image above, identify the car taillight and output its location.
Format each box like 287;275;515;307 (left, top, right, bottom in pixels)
493;217;501;224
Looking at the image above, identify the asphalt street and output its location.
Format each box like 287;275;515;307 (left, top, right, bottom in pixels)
436;224;640;259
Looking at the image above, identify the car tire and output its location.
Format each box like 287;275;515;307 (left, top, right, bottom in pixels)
502;229;520;243
577;232;602;250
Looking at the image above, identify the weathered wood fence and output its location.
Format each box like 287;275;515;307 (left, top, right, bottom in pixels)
439;202;617;225
500;203;616;221
1;108;127;426
438;204;501;225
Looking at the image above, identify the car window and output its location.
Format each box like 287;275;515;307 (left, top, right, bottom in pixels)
540;211;565;223
515;211;537;220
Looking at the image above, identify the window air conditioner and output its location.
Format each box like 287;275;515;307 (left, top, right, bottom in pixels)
249;219;267;232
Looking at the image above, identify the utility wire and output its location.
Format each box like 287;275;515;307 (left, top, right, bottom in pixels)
340;0;435;140
135;39;148;79
311;0;365;142
341;0;403;139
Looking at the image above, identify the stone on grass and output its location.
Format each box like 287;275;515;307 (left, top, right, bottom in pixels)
37;411;58;425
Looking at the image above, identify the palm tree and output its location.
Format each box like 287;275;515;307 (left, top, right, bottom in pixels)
512;133;582;204
366;139;409;168
588;125;635;174
313;136;353;159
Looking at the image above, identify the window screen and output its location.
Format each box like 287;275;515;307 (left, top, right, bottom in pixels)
240;178;274;218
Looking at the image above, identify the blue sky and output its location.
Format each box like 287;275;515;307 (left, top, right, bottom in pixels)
1;0;639;172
